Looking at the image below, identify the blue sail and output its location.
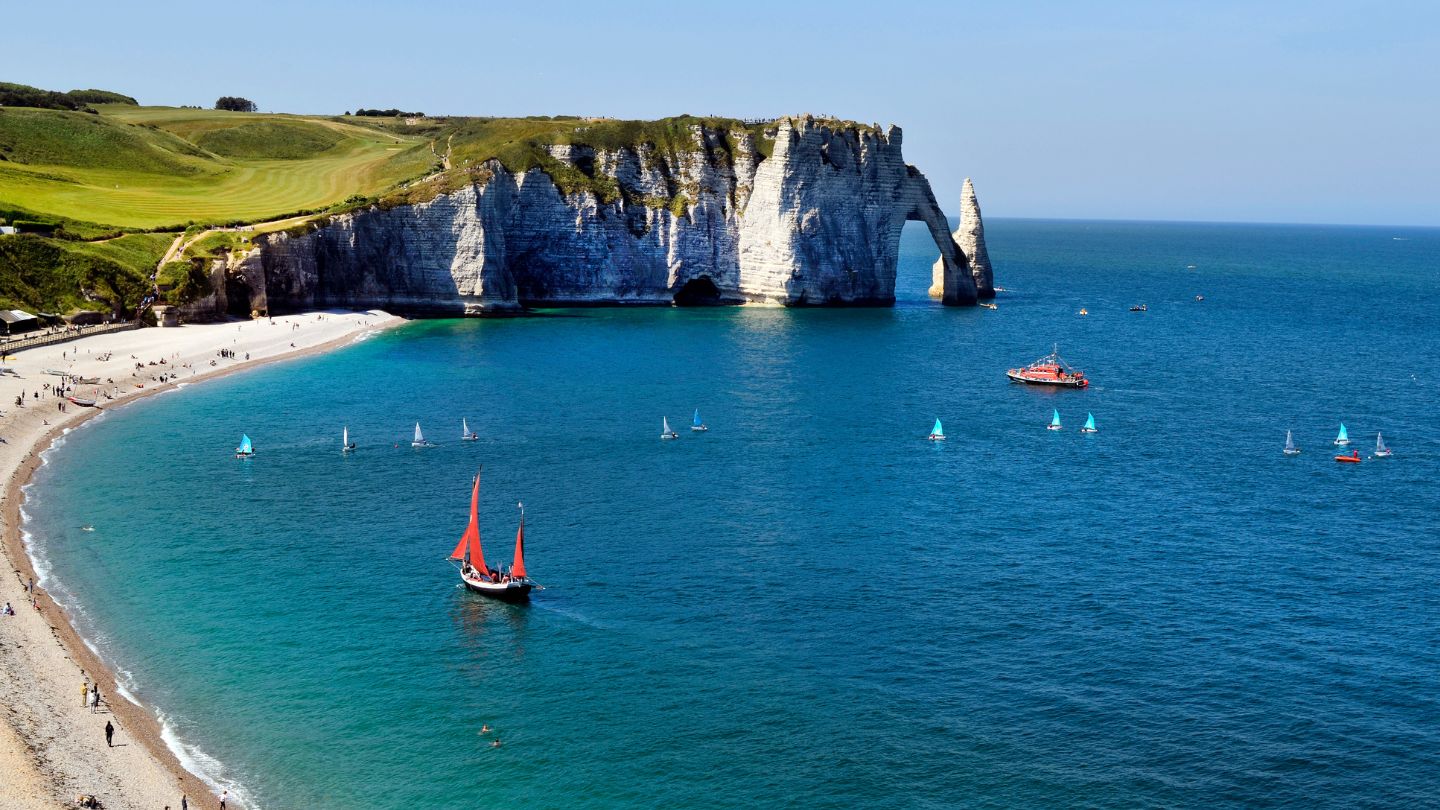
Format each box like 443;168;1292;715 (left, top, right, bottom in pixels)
931;418;943;437
1050;409;1062;427
1084;413;1096;431
693;409;702;427
1337;423;1348;442
237;434;253;454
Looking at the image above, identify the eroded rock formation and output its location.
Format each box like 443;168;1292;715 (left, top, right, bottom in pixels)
930;178;994;300
187;116;988;318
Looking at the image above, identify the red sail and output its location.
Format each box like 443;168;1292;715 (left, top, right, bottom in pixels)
448;473;485;571
511;510;527;579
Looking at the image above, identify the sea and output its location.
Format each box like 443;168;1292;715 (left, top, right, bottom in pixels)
22;220;1440;809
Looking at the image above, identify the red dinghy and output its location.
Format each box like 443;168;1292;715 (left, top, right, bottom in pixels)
448;470;536;602
1334;450;1361;464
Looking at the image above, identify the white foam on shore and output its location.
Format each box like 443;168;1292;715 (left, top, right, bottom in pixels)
159;713;261;810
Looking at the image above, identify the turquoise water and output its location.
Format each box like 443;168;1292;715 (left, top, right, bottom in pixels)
26;220;1440;808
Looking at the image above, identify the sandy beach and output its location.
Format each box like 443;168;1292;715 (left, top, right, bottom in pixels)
0;311;400;810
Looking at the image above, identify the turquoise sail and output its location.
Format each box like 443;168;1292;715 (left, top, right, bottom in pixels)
237;434;253;455
693;409;702;427
1336;423;1349;443
1050;409;1062;427
1083;413;1096;431
931;418;944;437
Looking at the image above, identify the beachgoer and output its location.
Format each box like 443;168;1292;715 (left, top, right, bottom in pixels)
90;688;99;713
3;602;12;616
181;795;188;810
81;681;89;706
104;720;114;747
220;789;228;809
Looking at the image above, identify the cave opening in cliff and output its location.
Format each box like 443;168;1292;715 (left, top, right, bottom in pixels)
223;276;254;317
673;277;722;306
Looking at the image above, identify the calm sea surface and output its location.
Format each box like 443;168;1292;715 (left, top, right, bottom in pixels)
25;220;1440;808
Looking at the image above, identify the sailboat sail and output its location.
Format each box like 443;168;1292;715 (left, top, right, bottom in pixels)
462;418;470;437
1285;430;1295;451
343;426;349;448
1377;432;1387;452
693;409;702;427
1336;423;1348;442
237;434;253;454
414;423;424;444
511;504;527;579
1050;409;1061;427
449;473;486;573
1084;413;1096;431
931;418;944;437
663;417;672;434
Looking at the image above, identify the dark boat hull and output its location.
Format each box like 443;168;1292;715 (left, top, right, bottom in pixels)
1007;372;1088;388
462;578;533;602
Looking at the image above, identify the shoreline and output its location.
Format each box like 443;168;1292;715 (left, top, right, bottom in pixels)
0;311;403;809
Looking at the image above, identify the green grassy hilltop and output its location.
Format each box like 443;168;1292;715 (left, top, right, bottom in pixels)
0;81;793;314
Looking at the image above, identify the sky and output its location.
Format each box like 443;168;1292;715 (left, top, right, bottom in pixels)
4;0;1437;226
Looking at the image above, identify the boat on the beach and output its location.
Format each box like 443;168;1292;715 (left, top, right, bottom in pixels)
74;376;100;385
691;409;708;432
1334;423;1350;446
1080;413;1097;433
67;395;97;408
928;418;945;441
342;426;356;453
1374;432;1393;458
44;368;68;377
235;434;255;458
1283;430;1300;456
448;471;536;602
412;423;435;448
1047;409;1063;431
661;417;678;439
1008;345;1089;388
462;418;479;441
1335;450;1361;463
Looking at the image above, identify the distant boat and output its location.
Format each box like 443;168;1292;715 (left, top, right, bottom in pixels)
1334;423;1350;446
1080;413;1097;433
235;433;254;458
1047;409;1062;431
928;418;945;441
448;471;535;602
1078;308;1089;316
1283;430;1300;456
661;417;679;440
462;418;479;441
1129;304;1147;312
980;302;998;310
1335;450;1361;464
1374;432;1393;458
412;422;435;448
342;426;356;453
1194;295;1205;302
691;409;708;432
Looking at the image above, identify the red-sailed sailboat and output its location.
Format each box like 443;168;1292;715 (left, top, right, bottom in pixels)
448;470;536;602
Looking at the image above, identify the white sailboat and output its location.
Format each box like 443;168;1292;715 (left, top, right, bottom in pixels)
462;418;479;441
1374;432;1393;458
661;417;679;440
1283;430;1300;456
412;422;435;448
342;425;356;453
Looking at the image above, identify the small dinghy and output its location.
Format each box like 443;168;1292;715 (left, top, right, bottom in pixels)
1333;423;1350;446
1129;304;1148;312
691;409;708;432
412;422;436;448
928;418;945;441
661;417;679;440
342;426;356;453
235;434;255;459
67;396;97;408
1283;430;1300;456
1374;432;1393;458
1335;449;1361;463
1080;412;1098;433
462;418;479;441
1047;409;1063;431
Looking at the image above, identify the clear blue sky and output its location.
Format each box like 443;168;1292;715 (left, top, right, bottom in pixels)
5;0;1436;225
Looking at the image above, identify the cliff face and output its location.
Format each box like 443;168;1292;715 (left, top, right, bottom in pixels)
200;116;987;316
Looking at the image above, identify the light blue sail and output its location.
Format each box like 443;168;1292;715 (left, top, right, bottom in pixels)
931;418;944;437
693;409;703;427
1050;409;1062;428
1083;413;1096;431
1336;423;1349;444
237;434;253;455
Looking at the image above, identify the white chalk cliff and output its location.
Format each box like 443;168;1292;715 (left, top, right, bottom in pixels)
193;116;992;317
930;178;993;300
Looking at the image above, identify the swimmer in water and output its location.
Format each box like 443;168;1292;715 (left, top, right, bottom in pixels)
491;739;502;748
480;724;491;734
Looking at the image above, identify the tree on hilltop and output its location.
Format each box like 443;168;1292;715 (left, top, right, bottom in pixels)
215;96;257;112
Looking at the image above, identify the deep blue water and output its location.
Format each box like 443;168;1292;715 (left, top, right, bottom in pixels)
25;220;1440;808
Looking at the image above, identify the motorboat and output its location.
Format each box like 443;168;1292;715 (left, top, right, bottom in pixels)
1008;345;1089;388
1335;450;1361;464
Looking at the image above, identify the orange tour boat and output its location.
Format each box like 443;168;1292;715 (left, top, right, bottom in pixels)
1007;345;1089;388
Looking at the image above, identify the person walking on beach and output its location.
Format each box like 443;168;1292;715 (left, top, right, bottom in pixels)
219;789;228;809
104;720;113;747
90;684;100;713
181;794;188;810
82;679;90;707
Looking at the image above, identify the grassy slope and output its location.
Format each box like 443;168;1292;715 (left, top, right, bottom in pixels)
0;232;167;313
0;105;434;230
